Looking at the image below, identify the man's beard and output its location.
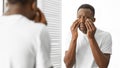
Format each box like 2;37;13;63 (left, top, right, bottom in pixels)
79;23;87;34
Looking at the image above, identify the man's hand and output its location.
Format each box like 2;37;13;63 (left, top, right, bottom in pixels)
85;18;111;68
85;19;96;39
70;19;80;40
64;19;79;68
34;8;47;25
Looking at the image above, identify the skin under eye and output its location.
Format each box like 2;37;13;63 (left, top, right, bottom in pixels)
85;16;93;20
77;15;81;19
78;15;88;18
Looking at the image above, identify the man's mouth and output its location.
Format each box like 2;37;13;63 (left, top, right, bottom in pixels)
80;26;86;29
79;25;87;31
80;26;85;28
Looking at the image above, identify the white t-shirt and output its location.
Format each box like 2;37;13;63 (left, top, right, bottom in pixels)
64;29;112;68
0;14;51;68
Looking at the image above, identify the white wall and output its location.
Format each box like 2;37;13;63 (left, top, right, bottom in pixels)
62;0;120;68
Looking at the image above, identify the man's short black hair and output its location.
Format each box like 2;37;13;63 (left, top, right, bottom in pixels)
77;4;95;16
8;0;36;5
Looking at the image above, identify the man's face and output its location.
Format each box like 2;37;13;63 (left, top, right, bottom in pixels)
77;8;94;34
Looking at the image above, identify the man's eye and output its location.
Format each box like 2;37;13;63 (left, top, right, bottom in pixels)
86;17;90;19
78;16;81;18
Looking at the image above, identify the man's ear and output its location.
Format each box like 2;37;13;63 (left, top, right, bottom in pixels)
32;2;37;11
92;18;96;22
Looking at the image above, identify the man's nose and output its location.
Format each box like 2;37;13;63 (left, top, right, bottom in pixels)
80;17;85;23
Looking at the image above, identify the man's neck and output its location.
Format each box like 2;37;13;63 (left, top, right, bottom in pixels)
4;4;34;20
4;6;25;16
4;6;32;20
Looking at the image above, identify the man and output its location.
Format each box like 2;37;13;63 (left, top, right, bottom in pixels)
64;4;112;68
0;0;51;68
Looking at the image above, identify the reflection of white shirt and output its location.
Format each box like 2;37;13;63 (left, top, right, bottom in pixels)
74;29;112;68
0;14;51;68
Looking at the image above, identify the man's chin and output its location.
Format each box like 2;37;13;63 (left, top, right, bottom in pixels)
80;29;87;34
82;31;87;34
79;27;87;34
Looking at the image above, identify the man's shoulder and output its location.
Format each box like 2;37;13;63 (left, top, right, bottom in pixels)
15;15;47;34
29;21;46;29
96;29;111;36
95;29;112;40
26;22;47;34
18;16;47;31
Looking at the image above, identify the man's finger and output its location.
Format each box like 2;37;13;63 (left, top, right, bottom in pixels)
71;19;79;30
72;19;78;27
74;20;79;29
85;20;92;31
85;21;89;31
87;19;96;31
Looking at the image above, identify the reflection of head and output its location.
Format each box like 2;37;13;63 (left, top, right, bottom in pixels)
7;0;36;5
77;4;95;17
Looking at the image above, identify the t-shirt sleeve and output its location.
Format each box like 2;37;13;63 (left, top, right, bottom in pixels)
36;25;51;68
101;33;112;54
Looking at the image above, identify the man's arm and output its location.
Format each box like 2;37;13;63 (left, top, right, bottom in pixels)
64;38;77;68
40;26;51;68
89;38;110;68
85;19;111;68
64;20;79;68
36;25;51;68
